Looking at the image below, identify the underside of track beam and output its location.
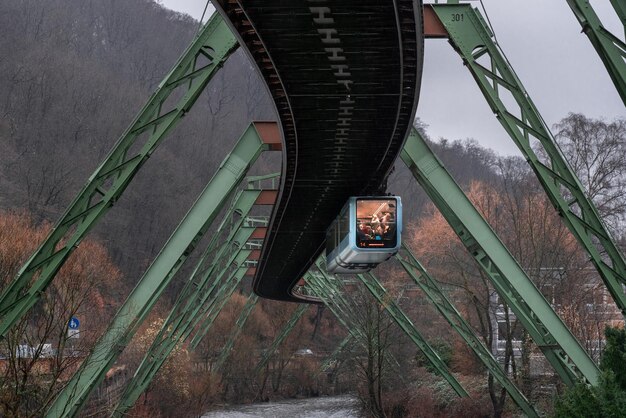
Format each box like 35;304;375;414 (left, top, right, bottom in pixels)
47;122;274;418
428;2;626;318
402;127;600;387
0;13;240;337
396;246;539;417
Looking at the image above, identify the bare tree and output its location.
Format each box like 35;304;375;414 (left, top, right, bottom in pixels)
551;113;626;234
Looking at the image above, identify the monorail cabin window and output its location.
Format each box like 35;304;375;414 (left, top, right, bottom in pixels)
356;198;397;248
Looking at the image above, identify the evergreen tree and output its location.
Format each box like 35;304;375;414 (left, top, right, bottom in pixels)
553;327;626;418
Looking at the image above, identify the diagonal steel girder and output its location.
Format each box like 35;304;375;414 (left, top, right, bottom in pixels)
0;13;239;337
302;271;403;373
395;246;539;418
112;210;262;418
214;292;260;371
402;127;600;387
46;123;271;418
112;251;252;418
318;334;353;375
565;0;626;106
430;3;626;316
255;303;309;373
312;261;469;398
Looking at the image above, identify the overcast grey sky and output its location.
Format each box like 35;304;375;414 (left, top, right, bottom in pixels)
161;0;625;156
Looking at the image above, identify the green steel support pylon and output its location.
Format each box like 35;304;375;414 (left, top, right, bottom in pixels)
189;257;254;349
319;335;353;374
402;127;600;386
47;123;269;418
112;227;257;417
311;263;469;398
396;246;539;417
609;0;626;33
302;272;402;372
0;12;239;337
256;304;309;373
214;293;259;371
565;0;626;105
431;3;626;316
350;273;469;398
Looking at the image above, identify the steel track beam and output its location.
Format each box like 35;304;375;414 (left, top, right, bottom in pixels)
255;303;309;373
396;246;539;417
0;13;239;336
47;123;270;418
429;3;626;315
565;0;626;105
402;127;599;386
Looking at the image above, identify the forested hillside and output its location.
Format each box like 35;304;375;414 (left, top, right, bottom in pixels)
0;0;275;282
0;0;502;283
1;1;625;417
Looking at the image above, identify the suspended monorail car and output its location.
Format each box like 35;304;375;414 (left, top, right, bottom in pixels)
326;196;402;273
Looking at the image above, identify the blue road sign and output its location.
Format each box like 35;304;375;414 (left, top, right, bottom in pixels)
68;317;80;330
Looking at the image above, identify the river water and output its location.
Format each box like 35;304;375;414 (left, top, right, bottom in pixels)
202;395;360;418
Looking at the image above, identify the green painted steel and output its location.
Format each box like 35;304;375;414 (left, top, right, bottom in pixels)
189;256;255;349
302;271;401;371
309;263;469;397
610;0;626;33
214;293;259;371
112;188;263;418
113;250;252;418
396;247;539;417
0;13;239;337
352;271;469;398
402;127;600;386
304;271;420;382
565;0;626;105
256;303;309;373
46;124;268;418
319;335;353;374
113;180;272;415
433;3;626;316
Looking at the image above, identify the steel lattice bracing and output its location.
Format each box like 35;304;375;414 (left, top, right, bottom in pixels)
401;127;599;387
319;334;353;374
214;293;259;371
113;250;253;417
214;0;425;301
565;0;626;105
351;272;469;397
311;261;469;397
396;247;539;417
303;271;403;371
47;123;275;418
0;13;239;337
112;183;272;416
429;3;626;316
256;303;309;373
